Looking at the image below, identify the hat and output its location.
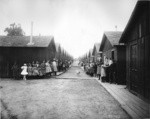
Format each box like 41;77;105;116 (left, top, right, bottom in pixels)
24;64;27;66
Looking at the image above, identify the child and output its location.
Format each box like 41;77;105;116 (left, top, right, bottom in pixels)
21;64;28;80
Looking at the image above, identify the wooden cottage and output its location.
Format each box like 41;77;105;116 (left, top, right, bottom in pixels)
99;31;126;84
119;1;150;99
88;49;94;62
92;43;102;62
55;43;61;60
0;36;56;78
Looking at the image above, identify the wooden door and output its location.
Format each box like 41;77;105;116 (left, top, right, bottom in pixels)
130;42;138;93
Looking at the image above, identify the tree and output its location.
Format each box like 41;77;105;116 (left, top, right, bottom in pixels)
4;23;25;36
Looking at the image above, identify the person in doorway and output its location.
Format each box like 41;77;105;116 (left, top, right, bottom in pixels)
21;64;28;80
52;59;58;76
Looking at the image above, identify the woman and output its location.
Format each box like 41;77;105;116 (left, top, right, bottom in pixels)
97;57;102;80
101;64;107;82
27;63;32;76
45;60;52;77
52;59;58;76
21;64;28;80
40;60;46;76
32;62;39;76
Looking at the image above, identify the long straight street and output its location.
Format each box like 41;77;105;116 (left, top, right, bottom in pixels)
0;62;131;119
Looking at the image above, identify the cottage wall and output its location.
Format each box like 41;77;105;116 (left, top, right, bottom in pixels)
0;45;56;78
116;46;126;84
123;3;150;99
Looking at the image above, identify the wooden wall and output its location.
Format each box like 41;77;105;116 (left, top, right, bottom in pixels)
0;43;56;78
125;4;150;99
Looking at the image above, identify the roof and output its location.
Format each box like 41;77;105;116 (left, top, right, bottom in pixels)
119;1;149;43
55;43;60;52
0;36;54;47
88;49;93;57
104;31;122;46
99;31;123;51
94;43;100;52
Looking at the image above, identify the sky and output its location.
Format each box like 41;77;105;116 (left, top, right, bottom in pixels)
0;0;137;58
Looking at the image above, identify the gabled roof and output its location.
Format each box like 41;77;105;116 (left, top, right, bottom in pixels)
55;43;60;52
120;1;149;43
94;43;100;53
0;36;54;47
99;31;123;51
88;48;93;57
92;43;101;56
104;31;122;46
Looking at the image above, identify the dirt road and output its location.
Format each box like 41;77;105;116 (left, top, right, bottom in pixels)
0;63;130;119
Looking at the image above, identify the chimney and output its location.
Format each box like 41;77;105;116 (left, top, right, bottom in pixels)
27;21;34;45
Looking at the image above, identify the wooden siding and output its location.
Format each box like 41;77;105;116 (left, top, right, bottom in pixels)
124;3;150;99
0;42;56;78
116;46;126;84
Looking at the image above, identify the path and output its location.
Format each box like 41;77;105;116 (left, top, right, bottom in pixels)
0;64;131;119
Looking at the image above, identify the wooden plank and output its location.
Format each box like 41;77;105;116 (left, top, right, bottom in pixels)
113;84;148;108
110;84;149;112
100;82;141;119
108;84;148;118
122;105;141;119
98;81;149;118
108;83;148;108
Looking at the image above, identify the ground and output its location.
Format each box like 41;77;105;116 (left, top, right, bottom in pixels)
0;62;131;119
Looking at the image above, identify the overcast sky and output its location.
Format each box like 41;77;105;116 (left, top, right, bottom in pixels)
0;0;137;58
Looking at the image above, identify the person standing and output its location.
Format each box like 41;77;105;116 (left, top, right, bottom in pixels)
97;58;102;80
52;59;58;76
27;63;32;77
101;64;107;82
21;64;28;80
40;60;46;76
45;60;52;77
11;62;18;79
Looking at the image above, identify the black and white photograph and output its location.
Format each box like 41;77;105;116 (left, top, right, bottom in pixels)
0;0;150;119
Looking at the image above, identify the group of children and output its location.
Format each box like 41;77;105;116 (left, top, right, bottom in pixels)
12;59;58;80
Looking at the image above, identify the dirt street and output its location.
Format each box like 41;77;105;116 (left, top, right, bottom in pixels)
0;62;131;119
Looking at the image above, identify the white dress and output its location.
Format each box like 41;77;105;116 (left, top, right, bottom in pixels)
45;62;52;73
52;61;58;72
21;66;28;75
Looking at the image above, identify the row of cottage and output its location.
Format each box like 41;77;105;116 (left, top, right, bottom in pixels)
81;1;150;100
0;35;73;78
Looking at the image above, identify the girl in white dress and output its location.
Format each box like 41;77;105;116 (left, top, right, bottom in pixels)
45;60;52;77
21;64;28;80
